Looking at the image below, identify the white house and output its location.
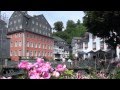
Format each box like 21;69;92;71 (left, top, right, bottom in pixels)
72;32;120;59
53;36;70;60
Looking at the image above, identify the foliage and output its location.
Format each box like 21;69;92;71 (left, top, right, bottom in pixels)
53;20;87;44
69;52;74;60
83;11;120;57
53;21;64;32
2;58;120;79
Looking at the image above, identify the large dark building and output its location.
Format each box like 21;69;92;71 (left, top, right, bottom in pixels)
7;11;54;61
0;19;10;61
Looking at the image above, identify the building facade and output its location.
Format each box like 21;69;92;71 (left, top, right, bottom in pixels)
53;36;69;60
0;19;10;61
72;32;120;59
7;11;54;61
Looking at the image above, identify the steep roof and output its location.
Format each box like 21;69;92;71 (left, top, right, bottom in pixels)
53;36;65;42
20;11;32;18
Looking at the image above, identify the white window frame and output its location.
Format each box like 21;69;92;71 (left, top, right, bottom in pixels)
18;19;21;23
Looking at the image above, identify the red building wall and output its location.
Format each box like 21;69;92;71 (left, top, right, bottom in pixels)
8;31;54;61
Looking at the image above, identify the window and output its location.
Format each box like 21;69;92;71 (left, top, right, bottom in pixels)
16;26;18;30
19;41;22;47
36;29;38;33
26;21;28;25
19;25;22;29
48;33;50;36
100;41;104;50
14;20;16;24
18;19;21;23
15;34;18;38
8;29;10;32
93;42;96;50
43;44;44;49
39;30;41;34
36;22;38;26
34;51;37;56
80;43;83;49
93;35;96;40
10;51;12;56
85;42;88;49
11;28;13;31
15;50;17;56
44;44;46;49
35;43;37;48
31;42;33;47
38;43;40;48
11;42;13;47
32;28;34;32
48;52;49;56
27;41;29;47
15;41;17;47
26;50;29;56
32;21;34;24
39;24;41;27
19;50;21;56
19;33;21;37
10;21;12;25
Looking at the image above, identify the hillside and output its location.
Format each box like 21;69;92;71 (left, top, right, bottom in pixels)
52;23;87;44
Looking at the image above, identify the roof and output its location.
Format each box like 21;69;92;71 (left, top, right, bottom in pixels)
73;37;81;40
53;36;65;42
20;11;32;18
64;46;70;51
0;19;6;26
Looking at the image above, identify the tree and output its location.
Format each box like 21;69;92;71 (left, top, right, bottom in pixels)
52;20;86;44
53;21;64;32
83;11;120;58
76;19;81;26
66;20;76;29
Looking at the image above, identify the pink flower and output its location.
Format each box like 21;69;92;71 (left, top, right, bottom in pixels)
42;72;51;79
29;73;40;79
52;71;60;78
49;68;54;73
26;63;33;70
29;69;37;76
37;58;44;63
18;61;29;69
56;64;67;72
41;67;49;72
33;63;39;68
39;77;44;79
45;62;51;68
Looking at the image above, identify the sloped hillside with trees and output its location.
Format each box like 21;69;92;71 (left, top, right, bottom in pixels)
52;19;87;44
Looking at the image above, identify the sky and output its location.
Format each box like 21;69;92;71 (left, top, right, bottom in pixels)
1;11;85;29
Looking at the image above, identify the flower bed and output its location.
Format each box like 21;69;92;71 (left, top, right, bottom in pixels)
1;58;120;79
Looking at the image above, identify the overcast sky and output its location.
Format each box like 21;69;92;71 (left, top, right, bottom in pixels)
1;11;85;29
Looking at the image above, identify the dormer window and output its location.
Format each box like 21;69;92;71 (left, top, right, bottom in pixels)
14;20;16;24
32;21;34;24
18;19;21;23
36;22;38;26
